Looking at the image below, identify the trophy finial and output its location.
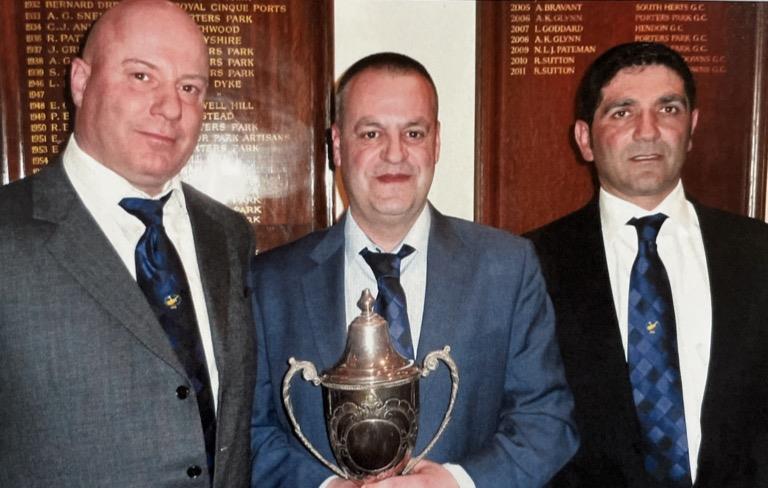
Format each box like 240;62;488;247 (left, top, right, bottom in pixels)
357;289;375;315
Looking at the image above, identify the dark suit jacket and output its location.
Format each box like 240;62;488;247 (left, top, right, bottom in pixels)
527;198;768;488
0;163;256;487
250;207;578;488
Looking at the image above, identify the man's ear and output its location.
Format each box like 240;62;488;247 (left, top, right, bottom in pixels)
688;108;699;152
70;57;91;108
331;123;342;170
573;120;594;162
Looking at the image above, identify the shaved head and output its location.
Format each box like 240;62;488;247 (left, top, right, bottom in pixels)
82;0;208;65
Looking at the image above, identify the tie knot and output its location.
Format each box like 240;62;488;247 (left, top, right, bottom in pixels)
119;192;173;227
360;244;415;279
628;213;668;243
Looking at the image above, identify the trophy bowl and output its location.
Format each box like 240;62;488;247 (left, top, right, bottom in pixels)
282;289;459;484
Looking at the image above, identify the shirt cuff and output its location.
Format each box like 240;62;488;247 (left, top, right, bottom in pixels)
443;463;476;488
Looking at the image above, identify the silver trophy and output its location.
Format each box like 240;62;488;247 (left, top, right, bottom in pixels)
282;289;459;484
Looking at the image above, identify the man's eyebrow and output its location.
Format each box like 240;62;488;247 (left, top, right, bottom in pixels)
601;98;636;113
350;116;433;133
122;58;158;70
403;117;431;127
352;118;383;131
659;94;689;107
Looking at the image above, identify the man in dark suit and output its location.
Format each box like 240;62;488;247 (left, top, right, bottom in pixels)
250;52;578;488
0;1;255;486
528;42;768;488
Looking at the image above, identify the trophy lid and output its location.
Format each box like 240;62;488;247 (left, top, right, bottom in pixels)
323;289;420;388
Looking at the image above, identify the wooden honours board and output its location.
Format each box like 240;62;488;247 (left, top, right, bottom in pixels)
0;0;333;252
477;1;768;234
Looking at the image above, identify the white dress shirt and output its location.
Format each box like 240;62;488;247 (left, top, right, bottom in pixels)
62;135;219;409
319;205;475;488
600;181;711;480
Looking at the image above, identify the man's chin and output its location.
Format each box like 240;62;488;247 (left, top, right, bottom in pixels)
126;161;186;192
373;200;427;221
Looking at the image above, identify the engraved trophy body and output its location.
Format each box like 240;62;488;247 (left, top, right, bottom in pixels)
282;289;459;484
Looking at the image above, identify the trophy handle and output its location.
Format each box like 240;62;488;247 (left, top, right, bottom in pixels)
282;357;348;479
402;346;459;475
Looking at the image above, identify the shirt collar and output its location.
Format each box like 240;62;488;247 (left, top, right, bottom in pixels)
344;204;431;261
63;134;186;213
599;180;694;242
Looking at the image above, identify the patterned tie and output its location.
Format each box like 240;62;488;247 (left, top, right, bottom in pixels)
360;245;416;359
119;192;216;480
627;213;691;487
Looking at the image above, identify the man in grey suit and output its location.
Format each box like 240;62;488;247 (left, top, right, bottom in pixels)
0;1;255;486
250;52;578;488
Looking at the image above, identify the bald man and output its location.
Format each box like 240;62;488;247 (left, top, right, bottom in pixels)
0;1;255;486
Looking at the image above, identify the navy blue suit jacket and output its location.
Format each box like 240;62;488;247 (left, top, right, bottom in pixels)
249;207;578;487
527;199;768;488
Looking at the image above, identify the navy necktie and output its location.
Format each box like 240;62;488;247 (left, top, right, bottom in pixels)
627;213;691;487
360;245;416;359
120;192;216;481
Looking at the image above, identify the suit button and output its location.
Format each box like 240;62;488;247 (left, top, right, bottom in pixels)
176;386;189;399
187;465;202;478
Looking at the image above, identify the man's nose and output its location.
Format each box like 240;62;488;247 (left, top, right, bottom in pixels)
382;134;407;163
633;111;660;141
150;83;182;121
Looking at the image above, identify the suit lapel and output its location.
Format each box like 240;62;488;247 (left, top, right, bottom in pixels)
416;209;469;432
418;209;466;361
303;219;347;371
566;201;629;375
34;164;184;375
695;204;734;383
559;201;646;462
184;187;231;387
694;204;741;476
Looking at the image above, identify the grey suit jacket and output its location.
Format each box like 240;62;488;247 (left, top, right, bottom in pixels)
250;207;578;487
0;162;256;487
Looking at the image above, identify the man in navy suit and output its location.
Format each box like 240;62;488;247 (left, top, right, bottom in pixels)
528;42;768;487
250;52;578;488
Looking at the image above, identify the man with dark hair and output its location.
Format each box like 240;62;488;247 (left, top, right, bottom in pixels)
250;52;578;488
528;42;768;487
574;42;697;126
0;1;255;486
334;51;439;126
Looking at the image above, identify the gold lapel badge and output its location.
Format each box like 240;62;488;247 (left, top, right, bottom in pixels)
165;294;182;309
646;321;658;334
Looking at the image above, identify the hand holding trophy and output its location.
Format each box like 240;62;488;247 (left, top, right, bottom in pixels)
282;289;459;485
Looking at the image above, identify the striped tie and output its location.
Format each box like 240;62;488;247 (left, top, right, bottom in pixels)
360;245;416;359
